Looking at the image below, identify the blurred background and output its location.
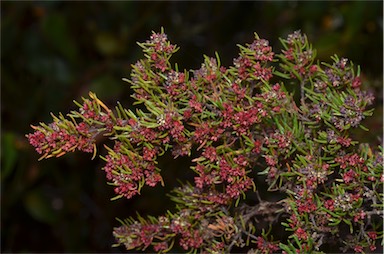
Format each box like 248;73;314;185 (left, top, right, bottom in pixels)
1;1;382;253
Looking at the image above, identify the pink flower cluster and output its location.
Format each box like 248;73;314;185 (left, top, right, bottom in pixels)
27;29;382;253
255;236;279;254
281;30;315;78
164;70;186;97
113;185;237;253
158;112;186;143
27;94;117;159
231;35;275;82
194;149;253;202
103;142;163;199
27;118;96;159
114;214;206;252
335;153;365;169
147;32;176;54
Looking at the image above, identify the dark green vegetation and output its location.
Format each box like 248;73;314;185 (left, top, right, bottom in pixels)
2;1;382;253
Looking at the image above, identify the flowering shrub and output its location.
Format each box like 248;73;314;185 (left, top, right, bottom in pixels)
27;29;383;253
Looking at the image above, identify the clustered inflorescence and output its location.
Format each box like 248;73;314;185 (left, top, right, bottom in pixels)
27;29;383;253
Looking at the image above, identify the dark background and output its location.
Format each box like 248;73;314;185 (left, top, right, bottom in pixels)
1;1;382;253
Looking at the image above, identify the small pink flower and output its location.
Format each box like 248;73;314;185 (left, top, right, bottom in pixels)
367;231;377;240
297;198;317;214
353;245;363;253
336;136;352;147
352;76;361;88
253;140;262;153
295;227;307;240
309;65;318;73
202;146;217;162
353;210;366;222
324;199;335;211
264;155;277;166
153;242;168;252
343;169;357;183
143;147;157;161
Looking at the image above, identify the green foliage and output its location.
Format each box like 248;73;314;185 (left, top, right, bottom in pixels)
27;29;383;253
3;2;382;253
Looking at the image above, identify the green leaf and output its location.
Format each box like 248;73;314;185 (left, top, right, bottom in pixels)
328;218;341;226
274;70;291;79
359;124;369;131
110;194;124;201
